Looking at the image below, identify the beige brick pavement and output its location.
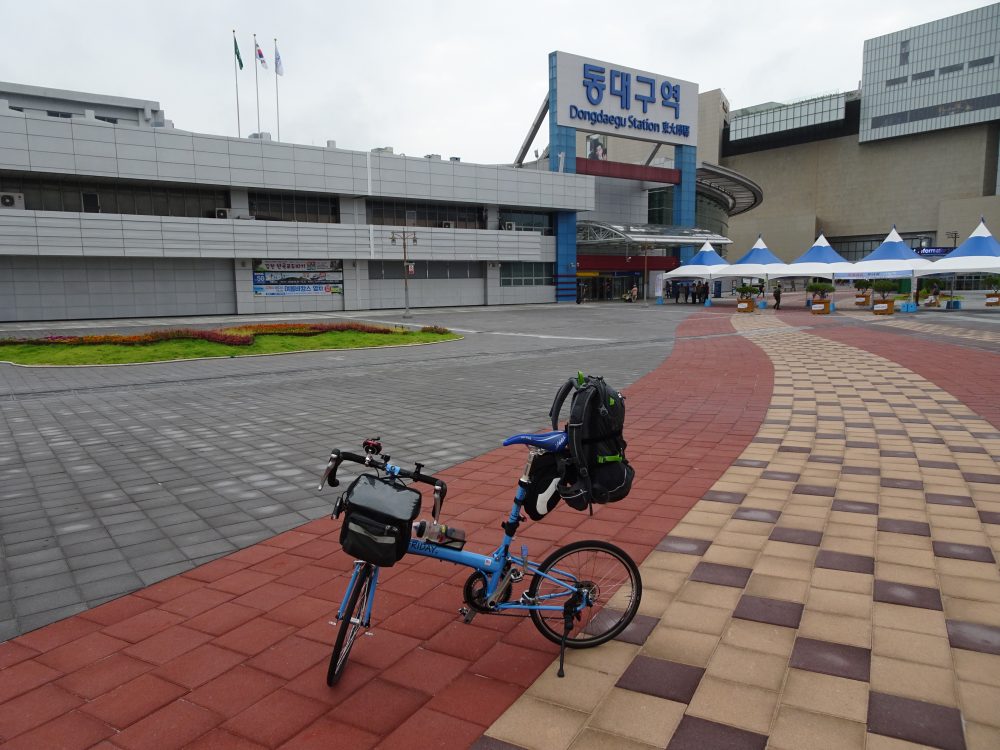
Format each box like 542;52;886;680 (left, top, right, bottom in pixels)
482;314;1000;750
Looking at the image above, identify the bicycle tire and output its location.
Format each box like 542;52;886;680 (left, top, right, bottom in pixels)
327;563;373;686
527;539;641;648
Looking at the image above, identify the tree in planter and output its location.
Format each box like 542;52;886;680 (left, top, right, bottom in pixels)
985;275;1000;307
872;280;898;300
854;280;872;293
735;285;757;300
806;282;835;299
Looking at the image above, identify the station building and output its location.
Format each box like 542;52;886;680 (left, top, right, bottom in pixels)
0;49;763;320
4;3;992;323
714;3;1000;268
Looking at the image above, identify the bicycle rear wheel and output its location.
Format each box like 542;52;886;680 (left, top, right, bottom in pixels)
528;540;641;648
327;562;373;686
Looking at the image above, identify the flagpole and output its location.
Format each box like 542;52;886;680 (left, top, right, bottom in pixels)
253;33;261;134
274;38;280;142
233;30;241;138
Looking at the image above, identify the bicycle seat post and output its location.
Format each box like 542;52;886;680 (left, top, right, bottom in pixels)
520;447;545;483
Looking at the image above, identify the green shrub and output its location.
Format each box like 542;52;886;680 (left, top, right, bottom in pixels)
735;285;757;300
853;280;872;291
872;280;898;300
985;275;1000;293
806;282;835;298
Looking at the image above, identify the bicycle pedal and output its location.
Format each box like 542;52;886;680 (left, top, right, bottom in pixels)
510;569;524;583
459;606;477;624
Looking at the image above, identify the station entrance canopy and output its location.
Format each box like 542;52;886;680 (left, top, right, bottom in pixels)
577;221;731;248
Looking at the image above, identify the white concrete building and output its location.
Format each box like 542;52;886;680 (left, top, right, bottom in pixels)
0;83;594;321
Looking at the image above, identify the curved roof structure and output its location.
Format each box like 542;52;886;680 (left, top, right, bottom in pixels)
696;163;763;216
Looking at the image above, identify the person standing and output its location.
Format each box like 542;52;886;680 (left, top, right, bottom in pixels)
773;282;782;310
673;282;681;304
630;284;638;303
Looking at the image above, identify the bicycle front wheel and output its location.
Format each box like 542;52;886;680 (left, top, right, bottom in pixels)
528;540;641;648
327;563;373;686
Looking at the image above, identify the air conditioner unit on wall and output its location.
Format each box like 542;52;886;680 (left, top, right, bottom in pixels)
215;208;230;219
0;192;25;210
441;221;454;229
504;221;516;231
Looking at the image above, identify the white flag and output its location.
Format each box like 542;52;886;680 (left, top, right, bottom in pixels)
255;40;267;69
274;43;284;76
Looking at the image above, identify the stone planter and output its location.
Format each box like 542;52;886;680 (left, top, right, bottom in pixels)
873;299;895;315
736;299;756;313
811;299;832;315
854;293;871;306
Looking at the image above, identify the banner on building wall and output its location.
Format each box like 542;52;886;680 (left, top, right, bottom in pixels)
252;259;344;296
253;284;344;296
253;271;341;284
253;259;343;272
553;51;699;147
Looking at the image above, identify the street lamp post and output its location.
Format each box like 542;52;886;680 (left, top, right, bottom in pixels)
643;244;650;306
389;231;417;319
946;231;959;247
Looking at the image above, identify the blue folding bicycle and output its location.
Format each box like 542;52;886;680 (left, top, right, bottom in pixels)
319;433;642;685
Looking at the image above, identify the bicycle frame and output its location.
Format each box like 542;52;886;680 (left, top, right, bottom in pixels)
331;442;595;635
338;489;584;623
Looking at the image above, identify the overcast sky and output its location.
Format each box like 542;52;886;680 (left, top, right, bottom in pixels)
1;0;988;163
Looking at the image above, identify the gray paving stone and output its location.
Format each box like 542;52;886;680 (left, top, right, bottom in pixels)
8;559;70;583
79;573;145;602
5;547;65;568
0;304;686;639
10;573;77;599
72;560;136;585
137;562;196;586
180;540;237;558
67;549;127;571
129;548;189;572
14;587;83;617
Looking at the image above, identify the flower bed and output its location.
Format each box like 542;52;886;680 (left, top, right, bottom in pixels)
0;321;397;348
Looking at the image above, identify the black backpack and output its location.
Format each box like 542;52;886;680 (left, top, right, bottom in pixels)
549;373;634;512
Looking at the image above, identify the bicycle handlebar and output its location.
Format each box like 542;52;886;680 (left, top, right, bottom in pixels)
318;448;448;505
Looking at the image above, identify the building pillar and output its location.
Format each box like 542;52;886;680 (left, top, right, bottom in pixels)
673;144;697;263
548;51;578;303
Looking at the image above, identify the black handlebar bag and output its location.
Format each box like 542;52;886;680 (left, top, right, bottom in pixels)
339;474;422;566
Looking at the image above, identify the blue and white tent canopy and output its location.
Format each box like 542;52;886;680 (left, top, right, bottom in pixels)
664;242;730;279
849;227;933;277
915;220;1000;276
771;233;854;278
715;237;789;278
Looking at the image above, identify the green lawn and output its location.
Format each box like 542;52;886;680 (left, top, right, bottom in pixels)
0;329;460;366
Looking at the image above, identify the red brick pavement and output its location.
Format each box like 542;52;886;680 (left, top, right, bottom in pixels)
814;325;1000;430
0;314;774;749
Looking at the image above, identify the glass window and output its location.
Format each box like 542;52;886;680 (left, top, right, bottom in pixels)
167;190;184;216
41;183;62;211
116;187;136;215
134;188;151;215
152;189;169;216
97;187;118;214
62;186;81;212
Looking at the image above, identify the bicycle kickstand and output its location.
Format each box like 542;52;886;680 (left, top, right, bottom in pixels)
556;592;583;678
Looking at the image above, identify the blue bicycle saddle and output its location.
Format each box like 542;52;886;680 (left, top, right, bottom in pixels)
502;430;568;453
